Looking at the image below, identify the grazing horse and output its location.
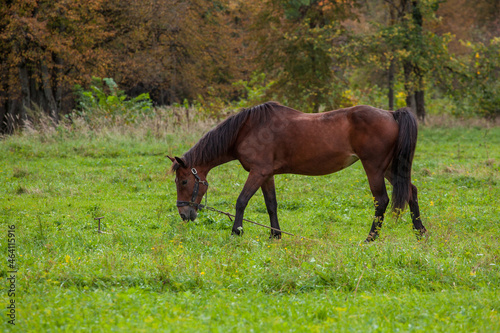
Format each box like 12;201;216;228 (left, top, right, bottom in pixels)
168;102;427;242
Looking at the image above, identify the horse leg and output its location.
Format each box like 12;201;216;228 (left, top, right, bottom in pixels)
232;170;268;236
261;176;281;239
409;183;427;239
385;170;428;240
364;171;390;242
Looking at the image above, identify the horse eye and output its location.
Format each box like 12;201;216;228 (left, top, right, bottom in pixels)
181;180;188;185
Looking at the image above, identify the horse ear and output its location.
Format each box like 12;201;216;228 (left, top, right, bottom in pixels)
174;156;187;168
167;155;175;163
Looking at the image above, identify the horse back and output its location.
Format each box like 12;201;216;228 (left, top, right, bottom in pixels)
234;104;398;176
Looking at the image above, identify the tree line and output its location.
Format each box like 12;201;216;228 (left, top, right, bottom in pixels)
1;0;499;133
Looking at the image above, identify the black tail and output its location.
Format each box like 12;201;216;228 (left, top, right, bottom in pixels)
391;108;418;211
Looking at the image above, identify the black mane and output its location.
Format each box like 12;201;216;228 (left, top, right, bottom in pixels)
174;102;280;170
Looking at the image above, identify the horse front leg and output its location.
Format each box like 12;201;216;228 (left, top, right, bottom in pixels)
232;171;268;236
261;176;281;239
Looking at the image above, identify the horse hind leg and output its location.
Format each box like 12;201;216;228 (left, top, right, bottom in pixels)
364;170;390;242
385;169;427;240
409;183;427;240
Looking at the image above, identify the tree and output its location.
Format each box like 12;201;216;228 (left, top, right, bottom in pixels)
105;0;251;106
350;0;452;121
453;39;500;118
251;0;358;112
0;0;114;133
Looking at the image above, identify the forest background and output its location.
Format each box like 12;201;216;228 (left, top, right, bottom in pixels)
1;0;499;134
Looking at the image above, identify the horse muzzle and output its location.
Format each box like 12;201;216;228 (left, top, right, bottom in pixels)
179;207;198;221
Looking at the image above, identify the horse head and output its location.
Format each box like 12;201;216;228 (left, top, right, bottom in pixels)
168;156;209;221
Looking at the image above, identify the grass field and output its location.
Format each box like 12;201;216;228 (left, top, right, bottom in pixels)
1;114;499;332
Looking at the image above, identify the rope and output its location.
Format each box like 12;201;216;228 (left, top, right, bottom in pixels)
198;204;316;241
179;168;316;241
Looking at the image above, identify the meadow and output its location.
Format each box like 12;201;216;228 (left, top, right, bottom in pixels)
0;111;499;332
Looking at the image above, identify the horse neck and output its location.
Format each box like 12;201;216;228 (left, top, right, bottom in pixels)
195;153;235;177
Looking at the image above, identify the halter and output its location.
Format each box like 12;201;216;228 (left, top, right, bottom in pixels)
176;168;209;208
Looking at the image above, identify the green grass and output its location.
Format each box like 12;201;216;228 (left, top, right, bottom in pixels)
1;120;499;332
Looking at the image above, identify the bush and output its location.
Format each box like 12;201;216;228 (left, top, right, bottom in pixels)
74;77;153;123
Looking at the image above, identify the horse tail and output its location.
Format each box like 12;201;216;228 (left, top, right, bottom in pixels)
391;107;418;211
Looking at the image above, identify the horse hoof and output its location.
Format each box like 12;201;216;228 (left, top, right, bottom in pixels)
231;227;244;236
269;232;282;240
364;232;379;243
416;228;427;241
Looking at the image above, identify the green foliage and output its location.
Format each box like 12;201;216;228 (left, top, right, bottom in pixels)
232;72;276;108
1;116;499;331
253;0;359;112
180;73;276;119
74;77;153;123
453;39;500;117
345;0;454;109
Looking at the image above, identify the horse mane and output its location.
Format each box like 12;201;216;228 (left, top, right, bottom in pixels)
173;101;280;170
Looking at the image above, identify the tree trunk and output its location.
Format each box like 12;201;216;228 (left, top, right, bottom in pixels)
6;94;19;134
55;56;64;114
388;58;395;110
41;61;58;124
415;89;425;122
406;93;416;112
0;90;6;133
412;1;425;122
18;62;30;126
403;60;416;113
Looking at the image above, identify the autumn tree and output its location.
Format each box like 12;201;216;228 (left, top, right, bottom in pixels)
0;0;115;133
0;0;255;133
105;0;251;106
436;0;500;54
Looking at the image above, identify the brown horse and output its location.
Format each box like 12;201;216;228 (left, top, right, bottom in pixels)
168;102;427;242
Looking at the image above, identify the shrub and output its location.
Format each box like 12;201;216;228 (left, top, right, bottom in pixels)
74;77;153;123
